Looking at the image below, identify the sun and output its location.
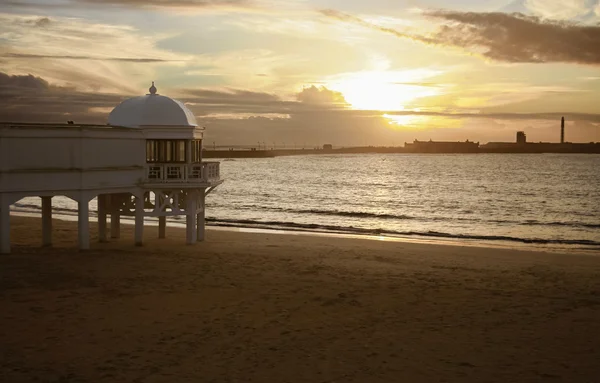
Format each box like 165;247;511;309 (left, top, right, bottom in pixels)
326;69;441;111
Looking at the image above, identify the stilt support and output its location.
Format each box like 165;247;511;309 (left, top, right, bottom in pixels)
41;196;52;247
186;191;197;245
98;195;107;243
111;195;121;239
134;195;144;246
78;199;90;251
0;195;10;254
196;191;205;242
158;216;166;239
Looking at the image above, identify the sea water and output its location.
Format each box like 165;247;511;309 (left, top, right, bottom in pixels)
13;153;600;253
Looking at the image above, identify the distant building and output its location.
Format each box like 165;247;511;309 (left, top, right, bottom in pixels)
323;144;333;150
561;116;565;144
479;117;600;153
404;139;479;153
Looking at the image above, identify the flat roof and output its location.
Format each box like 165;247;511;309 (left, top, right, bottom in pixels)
0;122;137;131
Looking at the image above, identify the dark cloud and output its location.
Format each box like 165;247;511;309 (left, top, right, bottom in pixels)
1;53;176;63
182;88;280;104
34;17;51;27
180;89;285;116
0;72;124;124
320;9;600;65
426;11;600;65
181;87;352;117
0;72;49;90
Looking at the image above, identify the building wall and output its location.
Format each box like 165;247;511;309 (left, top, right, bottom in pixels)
0;125;146;194
405;140;479;153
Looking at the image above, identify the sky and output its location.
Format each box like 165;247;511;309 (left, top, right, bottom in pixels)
1;0;599;146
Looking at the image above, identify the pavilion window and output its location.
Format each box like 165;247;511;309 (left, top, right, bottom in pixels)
191;140;202;163
146;140;186;163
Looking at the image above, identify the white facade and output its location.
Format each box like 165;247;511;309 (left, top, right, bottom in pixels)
0;83;222;254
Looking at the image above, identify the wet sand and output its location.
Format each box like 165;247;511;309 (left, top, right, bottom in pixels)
1;216;599;382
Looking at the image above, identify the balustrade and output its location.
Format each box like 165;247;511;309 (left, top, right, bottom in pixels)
145;162;220;183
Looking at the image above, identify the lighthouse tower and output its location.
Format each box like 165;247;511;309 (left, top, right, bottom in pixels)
561;116;565;144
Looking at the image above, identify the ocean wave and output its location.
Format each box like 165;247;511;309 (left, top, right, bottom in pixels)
284;208;415;220
215;204;600;229
518;220;600;229
205;218;600;247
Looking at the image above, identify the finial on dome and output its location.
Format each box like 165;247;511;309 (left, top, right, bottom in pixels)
149;81;157;95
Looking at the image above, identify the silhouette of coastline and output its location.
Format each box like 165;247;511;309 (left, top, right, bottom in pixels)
204;117;599;157
203;142;600;158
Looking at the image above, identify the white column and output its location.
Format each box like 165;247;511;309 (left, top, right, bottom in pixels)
185;140;192;182
78;199;90;251
186;191;197;245
134;195;144;246
0;194;10;254
158;216;166;239
41;196;52;247
186;140;192;164
110;194;121;239
199;139;203;163
196;190;205;242
97;195;107;243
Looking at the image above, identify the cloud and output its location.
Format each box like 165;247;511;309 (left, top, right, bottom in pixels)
34;16;51;27
0;72;49;89
0;72;125;123
1;53;178;63
319;9;433;44
0;13;192;93
183;88;280;103
425;10;600;64
320;9;600;65
523;0;600;20
296;85;348;106
181;88;284;115
79;0;256;11
2;0;254;10
382;110;600;123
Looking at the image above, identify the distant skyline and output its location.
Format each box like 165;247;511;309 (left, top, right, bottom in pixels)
1;0;599;145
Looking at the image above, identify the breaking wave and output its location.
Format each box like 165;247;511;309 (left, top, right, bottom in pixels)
205;218;600;248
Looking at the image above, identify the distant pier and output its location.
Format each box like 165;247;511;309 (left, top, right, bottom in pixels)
202;142;600;158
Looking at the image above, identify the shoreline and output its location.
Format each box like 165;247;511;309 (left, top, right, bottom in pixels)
9;208;599;256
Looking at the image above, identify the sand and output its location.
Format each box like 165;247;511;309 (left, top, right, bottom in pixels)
1;216;599;382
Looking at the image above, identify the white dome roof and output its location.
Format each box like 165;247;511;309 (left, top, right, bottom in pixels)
108;83;197;128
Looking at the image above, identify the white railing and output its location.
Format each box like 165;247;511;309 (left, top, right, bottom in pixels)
202;162;220;181
145;162;220;183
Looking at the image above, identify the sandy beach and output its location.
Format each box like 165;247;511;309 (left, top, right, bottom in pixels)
1;216;599;382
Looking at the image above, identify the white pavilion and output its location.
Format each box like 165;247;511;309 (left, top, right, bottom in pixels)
0;82;222;254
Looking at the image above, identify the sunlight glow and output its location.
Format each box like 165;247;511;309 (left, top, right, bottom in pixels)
327;69;442;111
383;114;435;129
384;114;463;130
